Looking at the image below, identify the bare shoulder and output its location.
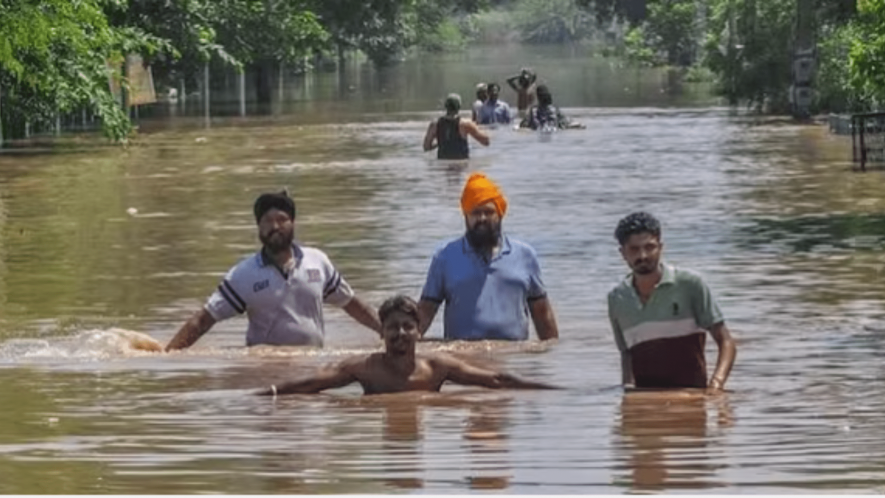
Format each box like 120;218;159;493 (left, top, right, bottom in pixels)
422;351;460;369
333;354;372;374
460;118;478;130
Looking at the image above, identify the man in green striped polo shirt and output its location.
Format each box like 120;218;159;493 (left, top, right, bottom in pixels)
607;212;737;391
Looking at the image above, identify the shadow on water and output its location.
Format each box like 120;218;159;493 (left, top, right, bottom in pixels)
738;213;885;253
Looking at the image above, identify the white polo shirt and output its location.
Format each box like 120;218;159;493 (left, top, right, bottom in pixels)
204;244;354;347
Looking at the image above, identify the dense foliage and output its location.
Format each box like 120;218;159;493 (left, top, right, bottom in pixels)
3;0;885;144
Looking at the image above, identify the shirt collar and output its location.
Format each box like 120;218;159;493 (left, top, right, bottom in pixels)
257;243;303;268
623;262;675;286
659;263;676;285
461;234;512;259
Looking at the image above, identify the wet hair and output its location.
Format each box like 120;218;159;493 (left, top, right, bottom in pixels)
614;212;661;245
519;68;535;86
378;295;420;325
487;82;500;93
254;190;295;223
536;84;552;106
444;93;461;113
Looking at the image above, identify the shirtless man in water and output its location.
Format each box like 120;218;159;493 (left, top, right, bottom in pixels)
258;295;558;396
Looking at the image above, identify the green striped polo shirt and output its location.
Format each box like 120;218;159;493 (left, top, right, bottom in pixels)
607;263;725;388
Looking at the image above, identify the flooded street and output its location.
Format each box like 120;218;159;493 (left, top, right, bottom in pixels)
1;47;885;493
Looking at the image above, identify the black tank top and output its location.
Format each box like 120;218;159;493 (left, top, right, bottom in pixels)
436;116;469;160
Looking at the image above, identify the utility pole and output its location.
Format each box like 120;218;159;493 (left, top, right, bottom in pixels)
0;84;4;150
121;57;130;120
239;70;246;117
791;0;815;120
203;61;210;129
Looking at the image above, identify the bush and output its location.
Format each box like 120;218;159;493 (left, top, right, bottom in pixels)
512;0;593;44
464;9;517;44
623;25;659;66
683;64;715;82
417;18;468;52
817;23;861;112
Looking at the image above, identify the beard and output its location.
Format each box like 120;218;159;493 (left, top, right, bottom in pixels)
632;259;658;275
466;220;502;251
260;227;294;253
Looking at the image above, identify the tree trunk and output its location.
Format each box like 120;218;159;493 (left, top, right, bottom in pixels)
254;59;274;113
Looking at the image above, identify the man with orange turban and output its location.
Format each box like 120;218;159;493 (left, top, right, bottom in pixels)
417;173;559;341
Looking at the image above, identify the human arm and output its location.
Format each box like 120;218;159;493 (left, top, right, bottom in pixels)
165;308;217;351
423;121;437;151
418;249;445;336
342;296;382;336
707;321;737;390
502;103;512;124
257;361;358;395
506;74;521;91
418;298;441;337
462;120;490;146
525;248;556;340
609;296;635;386
688;272;734;391
441;355;559;389
619;351;635;386
528;297;558;340
167;268;246;351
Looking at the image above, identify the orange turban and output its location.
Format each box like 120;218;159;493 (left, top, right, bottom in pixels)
460;172;508;216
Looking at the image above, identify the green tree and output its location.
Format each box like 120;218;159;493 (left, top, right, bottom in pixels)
702;0;795;111
212;0;327;106
622;0;697;66
105;0;237;92
512;0;593;44
577;0;649;25
0;0;167;142
847;0;885;107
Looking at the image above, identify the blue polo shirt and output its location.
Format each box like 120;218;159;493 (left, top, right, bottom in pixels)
477;100;512;125
420;235;547;340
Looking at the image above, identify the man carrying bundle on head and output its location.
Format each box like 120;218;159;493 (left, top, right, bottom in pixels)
506;67;537;116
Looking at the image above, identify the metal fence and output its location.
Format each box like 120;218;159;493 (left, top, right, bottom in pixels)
851;112;885;171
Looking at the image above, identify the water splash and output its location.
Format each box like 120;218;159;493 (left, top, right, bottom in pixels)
0;328;162;364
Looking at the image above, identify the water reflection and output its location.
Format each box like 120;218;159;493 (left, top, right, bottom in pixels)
614;390;733;491
4;46;885;491
463;397;511;490
311;391;514;491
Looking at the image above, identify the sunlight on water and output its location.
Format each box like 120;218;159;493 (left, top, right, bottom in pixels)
0;48;883;493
